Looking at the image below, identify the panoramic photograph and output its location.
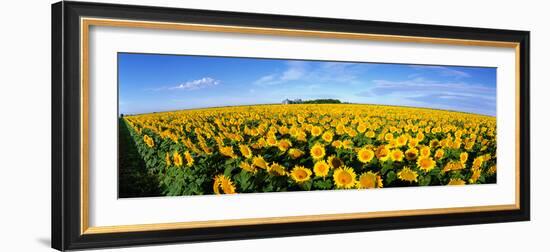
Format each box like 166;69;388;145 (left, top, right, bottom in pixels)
118;53;497;198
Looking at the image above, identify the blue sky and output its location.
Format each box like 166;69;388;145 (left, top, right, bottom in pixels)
119;53;497;116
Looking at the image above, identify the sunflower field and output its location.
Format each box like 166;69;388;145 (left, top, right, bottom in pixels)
122;104;496;196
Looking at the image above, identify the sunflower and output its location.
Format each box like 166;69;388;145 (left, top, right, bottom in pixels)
419;146;431;157
366;130;376;138
434;148;445;160
313;160;330;177
342;139;354;149
184;151;194;167
173;151;183;167
357;148;374;163
460;152;469;164
310;143;326;160
429;139;440;149
452;140;462;149
327;155;344;169
332;140;343;149
219;145;237;159
469;168;481;183
239;161;256;173
143;135;155;148
252;138;266;149
384;133;394;142
396;135;408;146
322;131;333;143
487;165;497;175
335;124;346;135
288;148;304;159
416;132;425;142
448;178;466;186
268;162;287;176
345;128;357;137
213;175;237;194
165;152;171;166
278;139;292;152
443;161;465;172
387;139;397;149
252;155;268;170
289;166;312;183
239;144;253;159
296;131;307;142
375;145;390;162
416;156;436;172
405;148;418;161
472;156;484;169
445;139;454;148
333;166;357;189
465;141;475;151
200;142;213;155
408;138;419;148
357;123;367;133
357;171;383;189
397;167;418;183
278;126;289;135
390;149;404;162
455;130;463;139
249;128;259;137
266;136;278;146
311;126;323;137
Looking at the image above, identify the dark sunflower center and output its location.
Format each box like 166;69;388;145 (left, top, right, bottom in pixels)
331;158;343;168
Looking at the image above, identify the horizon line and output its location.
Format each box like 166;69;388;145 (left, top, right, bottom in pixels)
121;101;496;118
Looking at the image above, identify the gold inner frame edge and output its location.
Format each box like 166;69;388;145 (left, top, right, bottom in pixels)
80;17;522;235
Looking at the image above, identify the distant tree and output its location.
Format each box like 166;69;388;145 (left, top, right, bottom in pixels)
302;99;342;104
281;98;343;104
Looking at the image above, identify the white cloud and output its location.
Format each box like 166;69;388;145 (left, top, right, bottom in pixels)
254;74;278;85
355;77;496;116
253;60;366;86
254;61;307;85
409;65;471;79
281;68;304;80
369;78;495;100
281;61;307;80
170;77;220;90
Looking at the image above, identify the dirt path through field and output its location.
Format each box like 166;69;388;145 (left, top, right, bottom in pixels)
118;118;161;198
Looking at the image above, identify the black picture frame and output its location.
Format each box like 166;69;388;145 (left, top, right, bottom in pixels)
52;1;530;251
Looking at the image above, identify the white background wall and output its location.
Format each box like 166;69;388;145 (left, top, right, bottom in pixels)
0;0;547;251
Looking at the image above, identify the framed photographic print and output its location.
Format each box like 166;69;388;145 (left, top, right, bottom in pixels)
52;1;530;250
